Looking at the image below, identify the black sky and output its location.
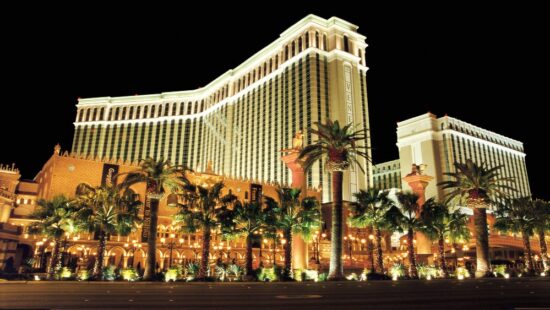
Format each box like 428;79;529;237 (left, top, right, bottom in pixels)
1;4;547;199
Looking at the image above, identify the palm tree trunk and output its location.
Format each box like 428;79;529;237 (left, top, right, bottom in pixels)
375;227;384;274
367;226;375;272
473;207;490;278
54;238;66;276
328;170;345;281
143;197;159;281
245;233;253;277
438;236;448;277
538;230;548;271
522;231;535;274
198;228;211;280
93;231;106;280
47;237;61;280
283;229;293;280
407;228;418;278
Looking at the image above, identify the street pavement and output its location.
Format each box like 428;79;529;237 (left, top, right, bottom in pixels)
1;277;549;309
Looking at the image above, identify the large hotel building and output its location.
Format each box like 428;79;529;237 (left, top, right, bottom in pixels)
1;16;542;275
394;113;531;202
71;14;372;203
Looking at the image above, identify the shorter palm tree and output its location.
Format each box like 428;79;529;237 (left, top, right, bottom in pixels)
266;187;321;280
223;201;276;279
174;182;237;280
118;157;189;280
420;199;470;277
29;195;79;280
439;159;513;277
386;192;422;278
349;188;392;273
494;197;536;274
533;199;549;271
75;184;142;279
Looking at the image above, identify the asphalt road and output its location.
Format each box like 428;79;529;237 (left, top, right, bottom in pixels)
1;278;549;309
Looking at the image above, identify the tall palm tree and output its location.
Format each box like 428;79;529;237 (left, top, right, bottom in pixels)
439;159;513;277
386;191;422;278
419;198;470;277
223;201;276;279
494;197;537;274
299;119;369;280
75;184;142;279
29;195;79;280
349;188;392;273
174;182;237;280
533;199;549;271
266;187;321;280
118;157;189;280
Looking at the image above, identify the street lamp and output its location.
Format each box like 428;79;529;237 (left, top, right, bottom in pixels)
161;233;178;269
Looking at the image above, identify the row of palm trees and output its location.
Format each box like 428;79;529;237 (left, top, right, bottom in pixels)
29;118;549;281
349;189;470;278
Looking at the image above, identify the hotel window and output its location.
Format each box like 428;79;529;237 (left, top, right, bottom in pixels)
305;32;309;48
92;108;98;121
172;103;177;116
129;107;134;120
114;108;120;121
143;106;148;118
285;46;289;61
315;32;320;48
275;55;279;67
299;37;302;52
323;34;327;51
291;41;295;57
164;104;169;116
99;107;104;120
121;107;126;120
78;110;84;122
136;106;141;119
344;36;350;52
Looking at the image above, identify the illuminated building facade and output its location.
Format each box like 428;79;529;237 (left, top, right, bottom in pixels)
71;14;373;203
372;160;401;190
397;113;531;203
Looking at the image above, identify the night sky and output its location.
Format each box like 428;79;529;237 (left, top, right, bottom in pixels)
1;5;547;199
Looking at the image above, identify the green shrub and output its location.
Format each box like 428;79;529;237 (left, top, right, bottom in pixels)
455;266;470;279
493;265;507;277
121;268;139;281
304;269;319;281
317;272;328;282
78;269;90;281
102;265;116;281
185;262;199;281
390;263;406;279
55;267;72;280
227;264;243;281
257;267;278;282
417;264;438;279
164;266;181;282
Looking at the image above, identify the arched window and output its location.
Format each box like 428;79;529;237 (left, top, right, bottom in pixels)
172;103;177;116
299;37;302;52
305;32;309;48
343;36;350;52
129;106;134;119
150;105;155;117
275;55;279;67
85;109;91;122
179;103;184;115
143;106;148;118
291;41;295;57
92;108;97;121
269;59;272;72
121;107;126;120
114;108;120;120
315;31;320;48
99;107;104;120
136;106;141;119
285;46;288;60
323;34;328;51
164;104;169;116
